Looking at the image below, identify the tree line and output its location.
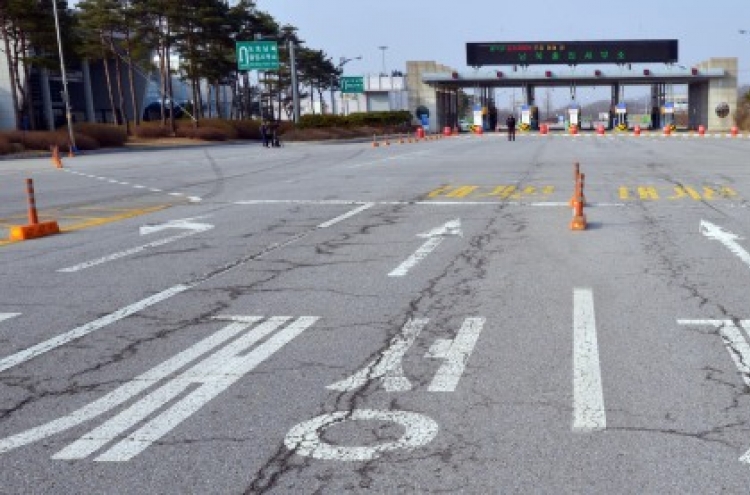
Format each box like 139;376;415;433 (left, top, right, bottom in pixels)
0;0;341;132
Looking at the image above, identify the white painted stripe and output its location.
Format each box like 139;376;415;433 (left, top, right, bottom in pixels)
0;316;261;455
92;316;317;461
133;185;146;189
327;319;428;392
318;203;374;228
388;237;444;277
678;320;750;387
168;192;184;197
572;288;606;431
0;313;20;324
0;285;190;374
426;318;485;392
149;188;162;192
700;220;750;270
233;199;628;208
58;230;206;273
188;196;202;202
54;317;290;460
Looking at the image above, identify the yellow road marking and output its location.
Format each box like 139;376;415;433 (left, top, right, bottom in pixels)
61;205;168;232
0;205;169;246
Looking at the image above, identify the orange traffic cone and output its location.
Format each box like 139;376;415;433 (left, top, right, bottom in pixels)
570;173;587;231
51;145;63;169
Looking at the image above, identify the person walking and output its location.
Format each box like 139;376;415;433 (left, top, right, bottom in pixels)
506;114;517;141
260;121;270;147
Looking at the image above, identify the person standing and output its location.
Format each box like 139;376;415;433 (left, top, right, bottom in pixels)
506;114;516;141
260;121;269;147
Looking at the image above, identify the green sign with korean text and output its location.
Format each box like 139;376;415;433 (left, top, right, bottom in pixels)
236;41;279;71
340;76;365;94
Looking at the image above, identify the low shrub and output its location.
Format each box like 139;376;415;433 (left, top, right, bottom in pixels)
0;135;12;155
231;119;261;139
196;118;239;139
176;126;228;141
74;123;128;147
133;124;170;139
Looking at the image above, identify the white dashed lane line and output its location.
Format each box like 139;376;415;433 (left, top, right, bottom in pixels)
62;169;202;202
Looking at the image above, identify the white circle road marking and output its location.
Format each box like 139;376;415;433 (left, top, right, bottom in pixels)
284;409;439;461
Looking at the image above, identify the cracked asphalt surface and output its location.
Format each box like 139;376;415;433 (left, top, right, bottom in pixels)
2;134;750;493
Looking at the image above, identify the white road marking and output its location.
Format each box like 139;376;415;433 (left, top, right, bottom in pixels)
317;203;374;228
0;316;263;455
0;313;20;324
233;199;627;208
677;320;750;387
327;319;428;392
138;216;213;236
678;319;750;464
572;288;606;431
53;316;317;461
346;150;432;169
425;318;485;392
389;219;462;277
57;217;214;272
700;220;750;270
0;285;190;374
284;409;438;461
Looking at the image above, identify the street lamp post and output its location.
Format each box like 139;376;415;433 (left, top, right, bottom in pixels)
331;56;361;115
378;46;388;76
51;0;75;150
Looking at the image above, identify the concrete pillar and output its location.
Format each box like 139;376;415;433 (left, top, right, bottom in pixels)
694;57;737;131
407;61;456;133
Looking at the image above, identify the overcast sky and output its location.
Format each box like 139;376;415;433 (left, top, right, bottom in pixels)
258;0;750;85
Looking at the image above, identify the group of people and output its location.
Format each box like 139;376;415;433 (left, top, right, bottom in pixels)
259;121;281;148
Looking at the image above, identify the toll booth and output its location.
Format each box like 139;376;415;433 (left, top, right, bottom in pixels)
568;102;581;130
614;102;627;130
662;101;675;129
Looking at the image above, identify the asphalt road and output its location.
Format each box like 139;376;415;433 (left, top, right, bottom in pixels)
2;132;750;493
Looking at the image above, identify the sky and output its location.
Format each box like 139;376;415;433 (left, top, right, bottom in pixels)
258;0;750;109
258;0;750;78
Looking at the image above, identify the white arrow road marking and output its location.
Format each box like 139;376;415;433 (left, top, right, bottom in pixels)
0;285;190;375
327;319;428;392
700;220;750;269
677;319;750;464
573;288;606;432
0;314;20;325
53;316;316;461
58;216;214;273
425;318;485;392
138;216;213;236
285;409;438;461
388;219;462;277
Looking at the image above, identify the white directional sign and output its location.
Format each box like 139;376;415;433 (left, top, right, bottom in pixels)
700;220;750;269
678;319;750;464
288;317;484;461
388;219;463;277
58;216;214;273
138;216;214;236
0;316;318;461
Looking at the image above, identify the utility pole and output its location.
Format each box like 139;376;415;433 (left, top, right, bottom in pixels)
51;0;76;150
289;39;300;123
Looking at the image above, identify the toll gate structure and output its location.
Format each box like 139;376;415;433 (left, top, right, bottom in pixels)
409;40;738;132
